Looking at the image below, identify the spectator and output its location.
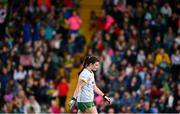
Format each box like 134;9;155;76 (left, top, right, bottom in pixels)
141;102;154;113
171;50;180;65
163;26;175;53
49;100;61;113
167;92;174;112
0;67;13;96
107;107;115;114
24;95;41;114
171;50;180;81
106;63;119;80
154;48;171;66
44;24;55;41
13;65;27;81
66;34;77;55
107;63;119;92
22;19;32;43
112;92;121;111
102;50;112;76
137;49;146;65
24;77;35;96
62;0;74;8
32;49;45;70
36;77;49;104
104;14;115;31
160;2;172;17
37;0;51;13
64;54;74;81
57;77;69;108
127;76;141;93
0;1;8;41
67;11;82;35
120;91;136;109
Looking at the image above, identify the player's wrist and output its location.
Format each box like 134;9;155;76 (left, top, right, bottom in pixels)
103;94;111;104
72;97;76;101
103;94;109;100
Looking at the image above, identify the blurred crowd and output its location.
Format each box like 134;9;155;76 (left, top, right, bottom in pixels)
0;0;84;113
0;0;180;113
87;0;180;113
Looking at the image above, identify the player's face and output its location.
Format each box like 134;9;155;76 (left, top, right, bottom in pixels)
91;62;100;71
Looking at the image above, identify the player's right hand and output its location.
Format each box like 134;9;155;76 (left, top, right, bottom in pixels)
68;98;76;110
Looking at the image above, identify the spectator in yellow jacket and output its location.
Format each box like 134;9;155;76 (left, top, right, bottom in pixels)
155;48;171;65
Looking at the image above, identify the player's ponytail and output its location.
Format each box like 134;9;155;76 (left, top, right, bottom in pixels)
78;55;99;75
78;56;90;75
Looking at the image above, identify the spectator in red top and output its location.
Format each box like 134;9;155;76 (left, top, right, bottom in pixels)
37;0;51;12
62;0;74;8
57;77;69;108
150;85;164;101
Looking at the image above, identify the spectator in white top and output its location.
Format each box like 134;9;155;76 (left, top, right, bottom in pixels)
160;2;172;17
171;49;180;81
13;65;27;81
32;49;45;69
24;95;41;114
174;33;180;46
171;50;180;65
137;49;146;65
102;50;112;76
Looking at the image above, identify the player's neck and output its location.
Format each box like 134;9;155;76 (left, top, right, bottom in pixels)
86;67;93;73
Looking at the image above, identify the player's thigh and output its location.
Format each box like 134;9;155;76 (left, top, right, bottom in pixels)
84;106;98;114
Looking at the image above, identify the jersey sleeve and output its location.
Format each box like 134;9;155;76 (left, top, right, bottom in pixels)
79;70;89;83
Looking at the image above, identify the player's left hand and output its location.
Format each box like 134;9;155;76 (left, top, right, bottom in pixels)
103;95;112;104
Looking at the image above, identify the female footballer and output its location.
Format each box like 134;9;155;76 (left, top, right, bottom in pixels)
68;55;111;113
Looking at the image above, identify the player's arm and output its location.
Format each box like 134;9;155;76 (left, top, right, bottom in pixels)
94;84;112;104
69;78;86;109
72;78;86;99
93;84;104;96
